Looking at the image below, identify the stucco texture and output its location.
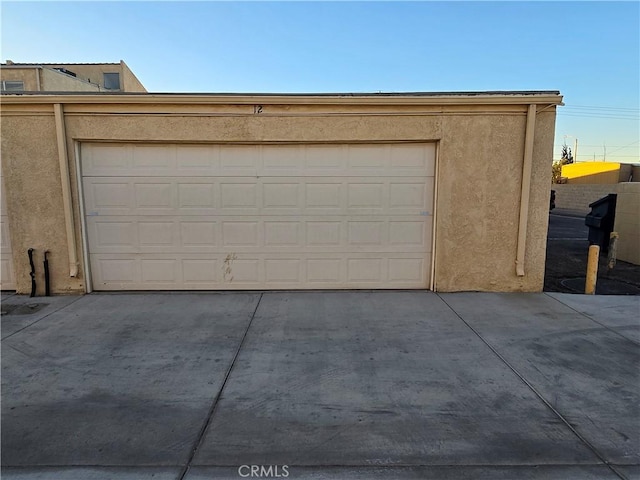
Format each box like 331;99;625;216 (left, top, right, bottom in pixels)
36;64;121;89
41;68;100;92
1;68;38;91
1;96;559;294
120;61;147;92
614;182;640;265
1;114;84;294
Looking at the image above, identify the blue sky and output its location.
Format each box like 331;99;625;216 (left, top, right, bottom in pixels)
2;1;638;163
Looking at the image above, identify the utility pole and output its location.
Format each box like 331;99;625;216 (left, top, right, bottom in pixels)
603;142;607;161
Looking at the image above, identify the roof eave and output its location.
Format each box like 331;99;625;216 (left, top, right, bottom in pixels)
0;91;563;106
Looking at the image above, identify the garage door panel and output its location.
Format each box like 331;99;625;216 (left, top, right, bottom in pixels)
265;259;301;283
138;221;175;246
84;177;431;216
132;145;175;169
391;143;436;170
219;145;258;174
1;215;12;252
347;183;385;210
96;258;137;284
91;221;137;249
222;222;260;247
82;143;435;178
389;258;426;283
220;183;259;210
307;222;341;246
82;143;132;174
389;182;428;209
86;216;430;254
89;253;429;290
262;145;303;172
304;183;345;216
264;222;300;247
134;183;174;213
304;145;344;172
177;183;216;210
1;256;15;290
176;144;218;169
183;259;218;284
141;259;178;283
225;258;260;284
389;221;427;246
83;180;132;215
347;258;384;282
348;221;386;246
181;222;218;247
307;258;341;283
263;183;301;214
347;145;387;169
1;175;17;289
82;143;435;290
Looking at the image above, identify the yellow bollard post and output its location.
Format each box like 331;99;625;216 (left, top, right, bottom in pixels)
585;244;600;295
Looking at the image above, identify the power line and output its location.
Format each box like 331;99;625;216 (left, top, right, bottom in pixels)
606;140;640;155
564;104;640;112
554;144;638;147
557;113;639;120
558;103;640;121
554;155;639;158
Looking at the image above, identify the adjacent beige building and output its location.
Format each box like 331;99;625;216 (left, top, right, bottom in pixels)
613;183;640;265
1;60;146;93
0;91;562;294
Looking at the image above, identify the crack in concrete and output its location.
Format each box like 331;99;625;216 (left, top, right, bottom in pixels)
177;292;264;480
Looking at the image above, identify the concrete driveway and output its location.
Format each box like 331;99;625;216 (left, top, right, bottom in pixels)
1;291;638;479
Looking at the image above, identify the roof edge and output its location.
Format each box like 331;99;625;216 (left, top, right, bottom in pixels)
0;90;563;106
3;62;121;66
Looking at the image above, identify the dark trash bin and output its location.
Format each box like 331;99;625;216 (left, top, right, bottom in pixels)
550;189;556;211
585;193;617;252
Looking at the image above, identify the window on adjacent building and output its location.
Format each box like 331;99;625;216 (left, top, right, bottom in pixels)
1;80;24;92
103;72;120;90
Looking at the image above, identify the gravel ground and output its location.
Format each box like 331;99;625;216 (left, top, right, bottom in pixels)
544;213;640;294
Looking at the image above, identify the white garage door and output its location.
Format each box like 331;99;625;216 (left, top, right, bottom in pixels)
0;173;15;290
81;143;435;290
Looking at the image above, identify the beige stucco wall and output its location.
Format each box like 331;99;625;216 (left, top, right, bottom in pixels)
434;111;555;292
41;68;100;92
47;62;147;92
120;61;147;92
40;64;120;89
0;95;560;294
613;183;640;265
0;67;38;91
0;114;78;294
